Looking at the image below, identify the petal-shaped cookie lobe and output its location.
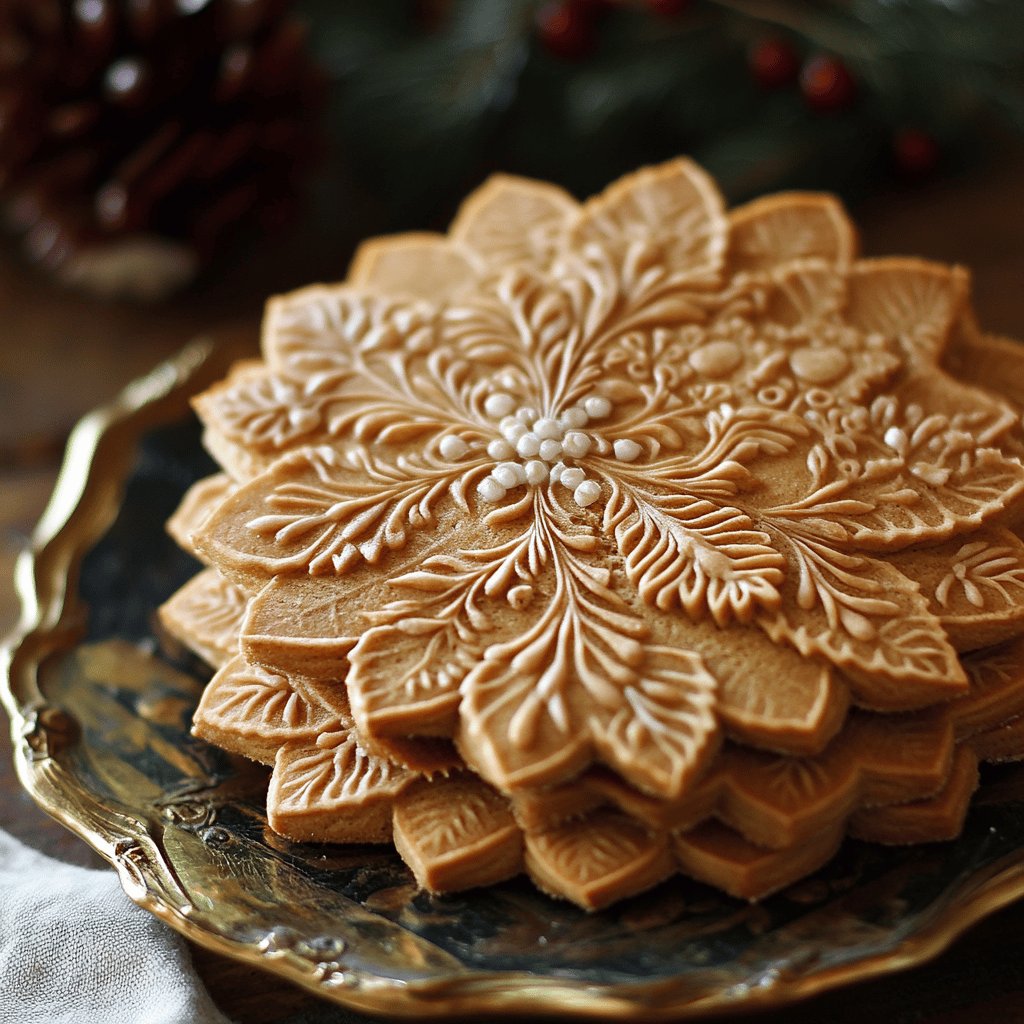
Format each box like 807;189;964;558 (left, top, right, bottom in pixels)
242;576;357;680
194;446;476;588
891;528;1024;651
673;820;844;901
348;620;470;739
159;568;247;669
166;473;234;557
845;258;967;360
525;811;674;910
450;173;578;270
570;158;728;282
944;331;1024;420
849;745;978;844
455;553;720;800
953;635;1024;741
347;232;481;301
590;645;720;799
392;773;523;893
192;655;333;765
728;192;857;273
758;542;968;709
268;727;415;844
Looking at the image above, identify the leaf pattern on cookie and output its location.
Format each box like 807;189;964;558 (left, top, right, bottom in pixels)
159;567;247;668
393;774;519;863
759;537;965;705
270;727;415;815
187;155;1024;806
765;395;1024;550
936;538;1024;610
525;810;673;909
195;657;330;741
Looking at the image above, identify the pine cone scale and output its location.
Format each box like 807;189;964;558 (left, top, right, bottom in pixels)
0;0;324;299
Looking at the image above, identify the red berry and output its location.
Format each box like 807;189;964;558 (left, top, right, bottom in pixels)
646;0;691;17
536;1;597;61
800;54;856;111
749;35;799;89
893;128;940;177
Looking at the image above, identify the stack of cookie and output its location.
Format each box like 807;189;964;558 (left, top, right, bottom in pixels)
159;160;1024;909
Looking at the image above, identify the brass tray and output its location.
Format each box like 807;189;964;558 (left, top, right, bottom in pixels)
7;341;1024;1021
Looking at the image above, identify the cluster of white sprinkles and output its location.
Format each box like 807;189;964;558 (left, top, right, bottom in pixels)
437;390;644;509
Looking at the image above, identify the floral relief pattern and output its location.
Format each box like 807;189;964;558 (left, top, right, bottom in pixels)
936;538;1024;610
159;567;248;669
193;657;417;843
194;159;1024;804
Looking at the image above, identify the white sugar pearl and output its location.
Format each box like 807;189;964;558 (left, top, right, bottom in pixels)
502;420;528;444
487;438;514;460
613;438;642;462
584;396;611;419
493;462;526;488
560;407;589;429
533;417;563;440
438;435;469;460
516;406;539;424
524;460;548;485
549;461;566;484
574;480;601;507
884;427;906;450
538;438;562;462
516;432;541;457
562;431;591;458
484;392;516;418
560;467;585;489
477;477;506;503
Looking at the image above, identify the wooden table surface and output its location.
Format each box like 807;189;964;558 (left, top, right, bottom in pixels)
2;149;1024;1024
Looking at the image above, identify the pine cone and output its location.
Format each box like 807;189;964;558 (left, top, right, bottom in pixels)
0;0;323;300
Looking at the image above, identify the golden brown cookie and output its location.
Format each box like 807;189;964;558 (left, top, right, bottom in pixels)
161;158;1024;909
524;810;675;910
848;745;979;845
668;744;978;902
192;656;420;844
889;528;1024;651
180;636;1024;908
158;567;247;668
393;773;523;892
166;472;234;557
191;160;1024;806
511;708;955;846
673;821;844;902
952;634;1024;740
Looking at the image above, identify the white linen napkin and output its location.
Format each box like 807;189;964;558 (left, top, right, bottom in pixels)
0;827;234;1024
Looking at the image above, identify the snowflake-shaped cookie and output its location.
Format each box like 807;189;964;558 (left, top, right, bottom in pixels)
191;159;1024;803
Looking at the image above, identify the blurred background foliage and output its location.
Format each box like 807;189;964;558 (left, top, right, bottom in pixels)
2;0;1023;297
310;0;1024;222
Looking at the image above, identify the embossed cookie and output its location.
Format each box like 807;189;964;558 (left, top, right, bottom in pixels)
190;158;1024;808
513;708;956;845
512;632;1024;839
178;635;1021;906
166;473;234;557
158;567;247;668
192;656;426;843
162;158;1024;907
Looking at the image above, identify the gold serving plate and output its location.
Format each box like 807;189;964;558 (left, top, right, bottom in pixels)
7;342;1024;1020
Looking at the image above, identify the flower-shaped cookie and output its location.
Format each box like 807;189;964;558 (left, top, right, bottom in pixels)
193;159;1024;804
